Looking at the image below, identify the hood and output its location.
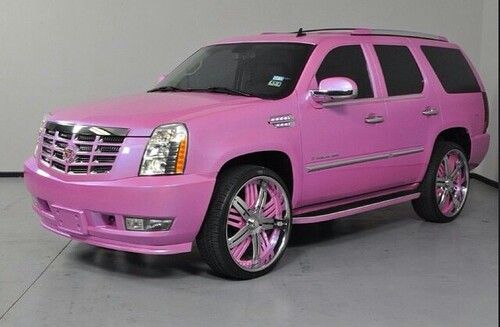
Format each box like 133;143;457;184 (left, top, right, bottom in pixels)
48;92;263;136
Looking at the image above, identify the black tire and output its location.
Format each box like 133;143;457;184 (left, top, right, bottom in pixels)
196;165;292;279
412;141;470;223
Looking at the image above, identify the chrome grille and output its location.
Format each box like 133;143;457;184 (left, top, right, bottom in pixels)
38;122;129;174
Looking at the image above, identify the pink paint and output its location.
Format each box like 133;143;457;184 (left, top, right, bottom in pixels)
24;29;490;256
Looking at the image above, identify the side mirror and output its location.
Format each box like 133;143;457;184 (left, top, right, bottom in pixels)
311;77;358;104
156;74;167;84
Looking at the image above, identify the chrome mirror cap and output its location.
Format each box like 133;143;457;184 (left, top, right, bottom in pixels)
311;77;358;104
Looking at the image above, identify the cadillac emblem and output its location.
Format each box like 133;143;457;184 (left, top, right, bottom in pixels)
62;145;77;164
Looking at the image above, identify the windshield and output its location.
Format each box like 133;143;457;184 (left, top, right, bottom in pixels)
151;43;315;99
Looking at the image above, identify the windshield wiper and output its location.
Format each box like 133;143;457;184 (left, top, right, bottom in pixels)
147;86;188;93
194;87;255;97
149;85;256;97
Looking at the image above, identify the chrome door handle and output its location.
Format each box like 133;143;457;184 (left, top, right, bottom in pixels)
422;107;439;116
365;114;384;124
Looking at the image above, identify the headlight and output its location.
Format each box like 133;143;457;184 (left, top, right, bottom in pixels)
139;123;188;175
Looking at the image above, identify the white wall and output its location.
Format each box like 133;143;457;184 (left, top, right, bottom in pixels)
0;0;497;180
475;0;498;181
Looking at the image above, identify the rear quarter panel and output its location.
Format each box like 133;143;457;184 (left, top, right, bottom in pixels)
411;39;486;177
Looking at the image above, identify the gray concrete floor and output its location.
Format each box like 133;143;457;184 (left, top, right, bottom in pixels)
0;178;497;327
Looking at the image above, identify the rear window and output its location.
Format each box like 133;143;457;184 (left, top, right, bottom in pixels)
421;46;480;93
374;45;424;96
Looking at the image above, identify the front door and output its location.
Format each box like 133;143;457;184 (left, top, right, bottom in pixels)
299;43;394;207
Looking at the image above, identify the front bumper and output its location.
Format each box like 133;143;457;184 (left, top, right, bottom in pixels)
24;158;215;255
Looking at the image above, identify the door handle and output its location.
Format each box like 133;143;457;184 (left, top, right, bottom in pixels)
365;114;384;124
422;106;439;116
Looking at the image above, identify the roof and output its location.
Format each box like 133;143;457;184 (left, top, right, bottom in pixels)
215;28;448;45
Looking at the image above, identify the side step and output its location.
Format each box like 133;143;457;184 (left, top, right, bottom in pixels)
293;193;420;224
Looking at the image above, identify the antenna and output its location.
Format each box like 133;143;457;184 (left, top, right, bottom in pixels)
296;28;306;37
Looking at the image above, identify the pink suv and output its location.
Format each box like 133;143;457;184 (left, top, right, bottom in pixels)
24;28;490;279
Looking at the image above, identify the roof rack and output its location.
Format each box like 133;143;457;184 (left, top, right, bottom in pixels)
353;29;448;41
263;28;448;41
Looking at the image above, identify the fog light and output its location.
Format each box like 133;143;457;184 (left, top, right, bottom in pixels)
125;217;173;231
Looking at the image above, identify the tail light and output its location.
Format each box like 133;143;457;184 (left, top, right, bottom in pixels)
482;91;489;133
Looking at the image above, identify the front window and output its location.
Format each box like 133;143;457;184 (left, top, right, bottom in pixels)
151;42;314;99
316;45;374;99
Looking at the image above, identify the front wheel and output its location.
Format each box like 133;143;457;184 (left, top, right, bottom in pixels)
412;141;470;223
197;165;292;279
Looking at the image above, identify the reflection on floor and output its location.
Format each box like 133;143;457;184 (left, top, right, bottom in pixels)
0;178;497;326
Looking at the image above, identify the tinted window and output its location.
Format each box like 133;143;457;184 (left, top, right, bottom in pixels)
316;45;373;99
421;46;480;93
155;43;314;100
375;45;424;96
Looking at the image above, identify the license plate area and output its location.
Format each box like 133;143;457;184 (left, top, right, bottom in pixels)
52;206;88;235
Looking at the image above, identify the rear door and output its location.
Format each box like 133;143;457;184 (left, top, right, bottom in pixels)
370;40;441;185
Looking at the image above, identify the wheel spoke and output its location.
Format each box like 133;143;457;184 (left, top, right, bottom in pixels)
263;205;277;218
261;217;287;231
449;161;462;179
228;226;251;249
251;233;261;266
438;189;449;209
443;155;450;176
244;183;258;208
255;181;268;213
227;213;245;228
231;237;251;260
232;196;251;221
436;177;446;188
260;231;274;264
451;195;461;210
260;231;270;247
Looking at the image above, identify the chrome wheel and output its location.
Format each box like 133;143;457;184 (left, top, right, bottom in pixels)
226;176;291;272
435;149;469;217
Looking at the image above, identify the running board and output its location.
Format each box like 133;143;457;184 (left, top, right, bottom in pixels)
293;193;420;224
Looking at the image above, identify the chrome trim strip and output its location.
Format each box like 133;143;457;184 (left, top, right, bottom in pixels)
46;121;129;136
306;146;424;172
391;147;425;157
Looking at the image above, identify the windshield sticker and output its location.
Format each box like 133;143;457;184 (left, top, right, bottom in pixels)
268;75;289;87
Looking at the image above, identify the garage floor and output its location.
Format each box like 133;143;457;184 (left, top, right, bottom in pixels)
0;178;497;326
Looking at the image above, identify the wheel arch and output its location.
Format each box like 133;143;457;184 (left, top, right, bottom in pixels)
418;126;472;183
217;150;295;199
434;127;471;160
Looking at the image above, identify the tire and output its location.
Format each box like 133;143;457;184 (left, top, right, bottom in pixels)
412;141;470;223
197;165;292;279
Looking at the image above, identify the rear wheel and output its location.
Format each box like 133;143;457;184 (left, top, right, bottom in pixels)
412;141;470;223
197;165;292;279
